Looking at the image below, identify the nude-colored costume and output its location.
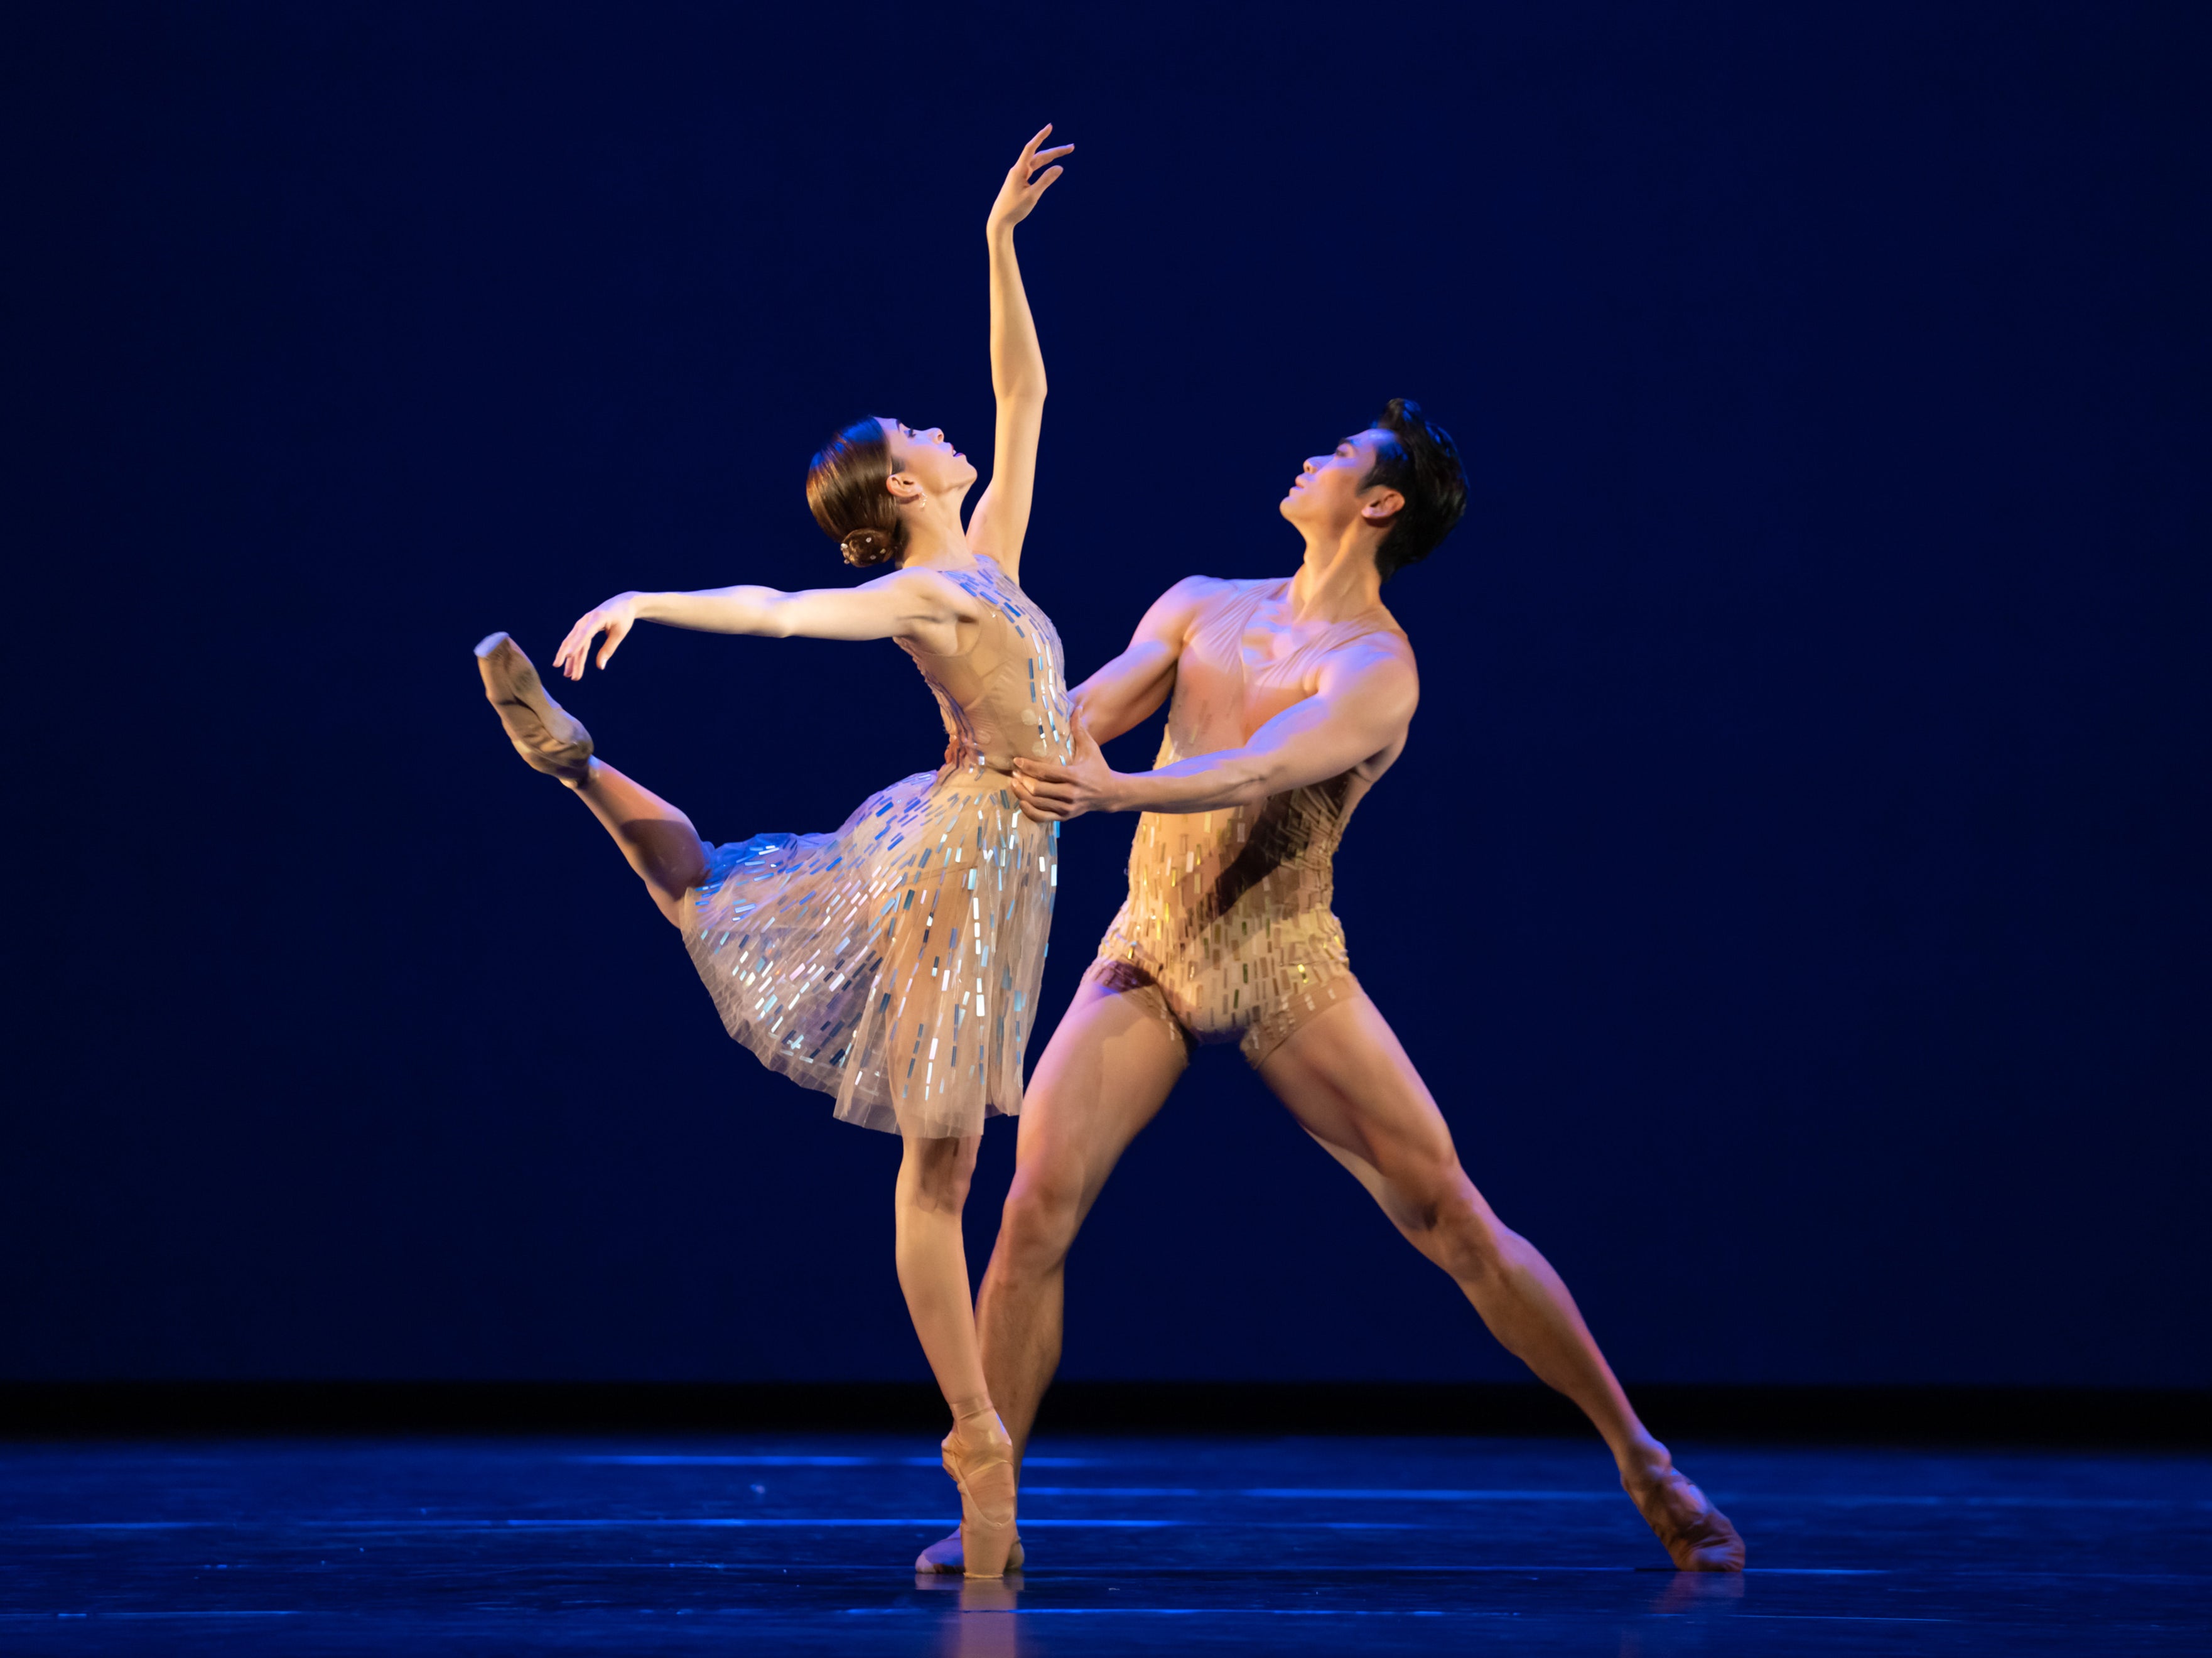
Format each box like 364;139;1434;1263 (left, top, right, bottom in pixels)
681;554;1073;1139
1086;580;1401;1065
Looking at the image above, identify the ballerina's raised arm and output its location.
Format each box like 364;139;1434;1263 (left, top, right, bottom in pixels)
963;124;1072;584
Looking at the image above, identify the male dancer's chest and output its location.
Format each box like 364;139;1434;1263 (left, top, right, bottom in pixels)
1163;601;1327;758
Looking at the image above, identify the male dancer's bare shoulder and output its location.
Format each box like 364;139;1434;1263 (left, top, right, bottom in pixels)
1032;572;1419;821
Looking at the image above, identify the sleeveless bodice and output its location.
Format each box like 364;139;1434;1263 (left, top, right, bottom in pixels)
899;556;1074;776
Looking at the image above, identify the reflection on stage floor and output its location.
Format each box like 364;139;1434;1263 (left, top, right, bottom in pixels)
0;1433;2205;1654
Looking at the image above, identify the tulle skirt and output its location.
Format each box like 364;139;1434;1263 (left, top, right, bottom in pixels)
680;761;1059;1139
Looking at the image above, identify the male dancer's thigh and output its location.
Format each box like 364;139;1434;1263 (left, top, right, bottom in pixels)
1009;975;1189;1231
1254;990;1469;1230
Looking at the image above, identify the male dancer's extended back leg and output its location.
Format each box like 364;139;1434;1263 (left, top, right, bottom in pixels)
1257;991;1745;1571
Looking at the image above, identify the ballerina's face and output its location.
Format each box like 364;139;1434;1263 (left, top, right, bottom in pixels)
883;419;978;497
1280;428;1399;533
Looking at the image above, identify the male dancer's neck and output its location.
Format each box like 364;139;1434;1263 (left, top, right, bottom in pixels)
1288;526;1389;621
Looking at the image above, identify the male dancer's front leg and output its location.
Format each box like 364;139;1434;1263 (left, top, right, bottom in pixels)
915;977;1189;1573
1256;991;1745;1571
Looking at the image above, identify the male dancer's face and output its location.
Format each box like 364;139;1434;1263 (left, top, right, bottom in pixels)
1279;428;1400;539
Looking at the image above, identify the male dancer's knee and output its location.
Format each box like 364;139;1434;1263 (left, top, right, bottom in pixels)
1388;1162;1517;1283
995;1166;1084;1281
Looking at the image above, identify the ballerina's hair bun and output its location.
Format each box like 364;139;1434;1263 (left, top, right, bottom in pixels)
838;528;897;567
806;416;910;570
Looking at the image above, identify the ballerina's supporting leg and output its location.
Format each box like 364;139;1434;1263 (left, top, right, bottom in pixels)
916;975;1189;1574
896;1129;1018;1577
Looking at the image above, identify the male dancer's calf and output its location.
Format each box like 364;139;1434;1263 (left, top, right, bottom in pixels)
929;401;1743;1573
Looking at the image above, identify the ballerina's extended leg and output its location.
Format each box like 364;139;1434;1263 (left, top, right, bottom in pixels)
475;632;710;922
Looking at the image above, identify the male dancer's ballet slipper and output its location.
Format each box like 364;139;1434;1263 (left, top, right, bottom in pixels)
938;1408;1019;1578
475;633;593;783
1627;1467;1746;1571
915;1527;1024;1575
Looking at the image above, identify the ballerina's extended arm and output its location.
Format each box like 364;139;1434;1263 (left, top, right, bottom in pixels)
550;568;982;680
963;125;1073;583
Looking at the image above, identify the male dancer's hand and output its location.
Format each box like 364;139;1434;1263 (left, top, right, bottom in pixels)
1012;720;1117;821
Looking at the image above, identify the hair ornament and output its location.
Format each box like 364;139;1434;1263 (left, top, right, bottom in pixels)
840;528;894;567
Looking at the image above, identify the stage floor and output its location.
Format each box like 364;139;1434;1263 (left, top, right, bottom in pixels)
0;1433;2204;1654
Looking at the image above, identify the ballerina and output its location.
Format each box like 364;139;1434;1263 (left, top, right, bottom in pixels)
471;126;1075;1578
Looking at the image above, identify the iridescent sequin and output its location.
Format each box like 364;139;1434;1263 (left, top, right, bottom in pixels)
681;555;1072;1139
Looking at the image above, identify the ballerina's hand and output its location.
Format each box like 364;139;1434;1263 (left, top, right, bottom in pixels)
553;592;643;680
1012;718;1115;822
986;124;1073;232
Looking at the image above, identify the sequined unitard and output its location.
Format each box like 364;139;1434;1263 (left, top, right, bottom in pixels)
679;554;1072;1139
1086;579;1401;1065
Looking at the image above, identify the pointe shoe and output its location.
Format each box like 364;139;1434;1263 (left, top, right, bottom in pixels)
475;632;593;782
915;1527;1025;1575
939;1410;1018;1578
1629;1466;1746;1572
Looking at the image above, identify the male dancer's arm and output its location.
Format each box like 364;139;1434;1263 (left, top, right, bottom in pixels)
1058;577;1215;742
1013;637;1416;820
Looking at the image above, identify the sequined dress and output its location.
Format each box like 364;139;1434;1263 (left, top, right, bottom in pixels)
1087;580;1401;1065
681;555;1072;1139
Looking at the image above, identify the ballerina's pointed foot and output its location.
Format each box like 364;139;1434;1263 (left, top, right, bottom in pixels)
915;1527;1025;1575
1628;1465;1746;1572
939;1409;1020;1578
475;632;593;783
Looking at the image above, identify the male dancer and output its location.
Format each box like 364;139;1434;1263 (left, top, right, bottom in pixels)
923;399;1744;1573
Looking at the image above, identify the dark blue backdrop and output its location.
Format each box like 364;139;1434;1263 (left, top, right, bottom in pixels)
8;3;2206;1387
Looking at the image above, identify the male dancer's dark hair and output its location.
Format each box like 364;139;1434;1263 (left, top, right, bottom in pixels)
1362;397;1468;580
